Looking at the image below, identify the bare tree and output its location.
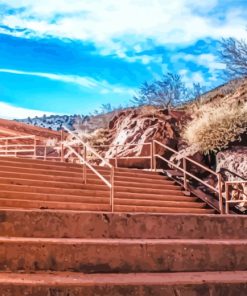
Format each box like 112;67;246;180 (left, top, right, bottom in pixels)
132;73;190;108
220;37;247;78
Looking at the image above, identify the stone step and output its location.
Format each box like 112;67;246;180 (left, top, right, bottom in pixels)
0;191;199;208
0;196;208;213
0;198;110;211
0;191;110;204
0;237;246;273
0;170;169;185
114;198;206;209
0;210;245;239
0;271;246;296
0;176;176;190
0;184;185;199
0;157;160;176
0;167;167;181
114;205;215;214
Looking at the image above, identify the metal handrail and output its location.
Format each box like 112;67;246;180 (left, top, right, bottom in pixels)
92;142;153;169
0;135;36;158
62;126;112;168
225;181;247;214
62;127;115;211
153;140;223;213
0;135;35;141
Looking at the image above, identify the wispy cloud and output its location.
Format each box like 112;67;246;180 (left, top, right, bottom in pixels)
0;69;97;88
0;0;246;57
0;101;55;119
0;68;135;95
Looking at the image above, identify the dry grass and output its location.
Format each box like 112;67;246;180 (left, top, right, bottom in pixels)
182;101;247;154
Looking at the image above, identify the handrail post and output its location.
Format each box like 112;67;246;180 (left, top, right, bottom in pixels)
217;173;224;214
183;158;188;191
61;143;64;162
5;139;8;155
34;137;37;159
153;141;157;172
150;142;153;170
225;182;230;214
115;145;118;168
110;166;115;212
83;146;87;184
44;145;47;161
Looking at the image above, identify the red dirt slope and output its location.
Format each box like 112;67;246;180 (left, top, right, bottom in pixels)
0;118;62;140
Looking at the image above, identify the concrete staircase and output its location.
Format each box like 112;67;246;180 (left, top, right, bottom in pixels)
0;210;246;295
0;156;215;214
0;156;246;295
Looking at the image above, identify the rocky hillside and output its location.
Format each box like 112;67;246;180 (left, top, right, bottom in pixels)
16;114;79;131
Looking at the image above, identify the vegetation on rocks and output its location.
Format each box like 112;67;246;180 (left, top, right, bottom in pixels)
183;101;247;154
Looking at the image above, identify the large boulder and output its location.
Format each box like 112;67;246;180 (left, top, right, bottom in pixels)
104;107;183;168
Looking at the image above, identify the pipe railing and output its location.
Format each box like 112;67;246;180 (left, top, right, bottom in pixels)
225;181;247;214
153;140;224;213
92;142;152;168
0;132;245;215
62;126;115;212
0;135;36;157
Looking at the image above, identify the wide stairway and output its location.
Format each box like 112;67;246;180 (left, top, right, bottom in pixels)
0;156;215;214
0;210;246;295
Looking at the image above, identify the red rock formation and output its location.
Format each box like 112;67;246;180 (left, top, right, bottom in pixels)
104;107;184;168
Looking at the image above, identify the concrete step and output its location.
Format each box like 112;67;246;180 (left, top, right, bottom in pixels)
0;166;167;182
0;271;246;295
0;183;185;198
0;198;110;211
0;170;170;186
0;190;110;204
0;189;195;204
114;198;207;209
0;157;160;176
0;176;179;191
0;210;245;239
0;196;207;213
0;184;111;197
114;205;215;214
0;237;246;273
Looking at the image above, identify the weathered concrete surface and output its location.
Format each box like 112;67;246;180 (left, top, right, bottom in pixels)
0;271;247;296
0;238;247;273
0;210;246;239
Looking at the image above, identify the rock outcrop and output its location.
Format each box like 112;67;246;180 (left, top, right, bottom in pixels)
104;106;184;168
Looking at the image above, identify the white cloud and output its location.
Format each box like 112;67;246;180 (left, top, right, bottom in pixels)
1;0;246;56
0;101;55;119
0;69;97;88
0;68;136;95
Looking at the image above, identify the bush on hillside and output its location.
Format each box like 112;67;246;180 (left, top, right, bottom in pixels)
182;102;247;154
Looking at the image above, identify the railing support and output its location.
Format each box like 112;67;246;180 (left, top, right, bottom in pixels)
110;166;115;212
152;141;156;172
115;146;118;168
83;146;87;184
217;173;224;214
183;158;188;191
225;182;229;214
150;142;153;170
5;139;8;155
33;138;37;159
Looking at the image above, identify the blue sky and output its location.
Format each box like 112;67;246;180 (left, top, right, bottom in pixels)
0;0;246;118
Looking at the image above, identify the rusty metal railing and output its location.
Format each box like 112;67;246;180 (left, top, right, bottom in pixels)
0;135;36;157
225;181;247;214
152;140;224;213
92;142;153;168
62;126;115;212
